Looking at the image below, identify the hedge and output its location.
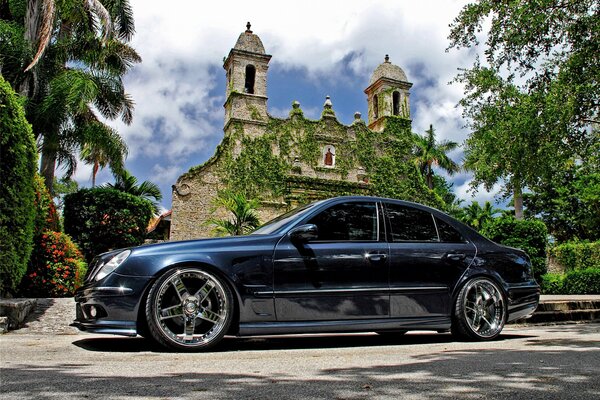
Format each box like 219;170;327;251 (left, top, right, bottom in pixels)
481;216;548;280
549;241;600;271
541;268;600;295
0;76;37;295
63;188;154;261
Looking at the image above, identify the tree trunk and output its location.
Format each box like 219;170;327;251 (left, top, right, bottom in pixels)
40;141;56;195
19;0;42;97
514;186;524;220
92;161;99;187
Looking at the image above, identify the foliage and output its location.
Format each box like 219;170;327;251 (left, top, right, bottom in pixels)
63;187;154;261
542;269;600;295
412;124;460;190
0;75;37;295
524;157;600;241
449;0;598;127
549;241;600;272
448;1;599;219
103;170;163;215
52;176;79;213
563;268;600;295
1;0;139;193
201;115;443;210
208;191;261;236
32;174;60;235
459;201;501;231
540;272;565;295
481;216;548;280
432;175;464;217
19;231;87;297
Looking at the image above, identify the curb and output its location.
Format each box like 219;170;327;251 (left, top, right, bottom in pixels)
0;298;38;333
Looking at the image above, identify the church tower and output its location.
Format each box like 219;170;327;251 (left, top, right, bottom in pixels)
223;23;272;134
364;55;412;132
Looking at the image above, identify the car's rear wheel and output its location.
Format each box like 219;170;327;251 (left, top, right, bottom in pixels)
145;267;233;351
452;277;506;341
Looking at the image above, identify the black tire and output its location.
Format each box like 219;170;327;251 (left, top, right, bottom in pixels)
452;277;507;341
145;267;234;351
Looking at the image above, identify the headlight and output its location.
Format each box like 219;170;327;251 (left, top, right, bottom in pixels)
95;250;131;281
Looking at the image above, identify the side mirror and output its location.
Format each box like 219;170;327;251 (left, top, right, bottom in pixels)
289;224;318;242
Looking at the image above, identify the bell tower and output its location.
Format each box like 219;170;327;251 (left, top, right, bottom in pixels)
223;23;272;133
364;55;412;132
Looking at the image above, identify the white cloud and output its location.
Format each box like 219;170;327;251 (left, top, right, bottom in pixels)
87;0;486;210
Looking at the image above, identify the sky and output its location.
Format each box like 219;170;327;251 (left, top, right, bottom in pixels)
70;0;506;212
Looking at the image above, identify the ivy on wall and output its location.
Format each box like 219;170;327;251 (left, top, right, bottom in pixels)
182;105;443;209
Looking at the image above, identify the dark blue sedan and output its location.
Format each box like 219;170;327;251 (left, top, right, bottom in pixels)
73;196;540;351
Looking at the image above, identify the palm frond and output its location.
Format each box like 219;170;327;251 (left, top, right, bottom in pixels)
24;0;55;72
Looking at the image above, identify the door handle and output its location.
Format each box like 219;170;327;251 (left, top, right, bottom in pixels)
445;252;466;261
365;253;387;262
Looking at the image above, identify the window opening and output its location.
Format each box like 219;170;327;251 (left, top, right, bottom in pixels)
244;65;256;94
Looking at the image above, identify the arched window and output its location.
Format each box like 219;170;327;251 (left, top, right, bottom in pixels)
244;64;256;94
373;94;379;119
393;91;400;116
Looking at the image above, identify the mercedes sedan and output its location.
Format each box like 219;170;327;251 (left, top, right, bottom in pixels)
73;196;540;351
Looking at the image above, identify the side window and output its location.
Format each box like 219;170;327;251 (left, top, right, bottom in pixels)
435;217;466;243
307;202;378;241
386;203;438;242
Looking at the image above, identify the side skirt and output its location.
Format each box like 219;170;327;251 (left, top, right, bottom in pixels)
238;316;451;336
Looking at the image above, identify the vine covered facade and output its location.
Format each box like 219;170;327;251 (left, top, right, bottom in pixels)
170;24;440;240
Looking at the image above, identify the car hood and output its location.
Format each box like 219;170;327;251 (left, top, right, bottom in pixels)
129;234;279;257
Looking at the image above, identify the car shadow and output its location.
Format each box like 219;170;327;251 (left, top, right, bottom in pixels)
72;331;534;353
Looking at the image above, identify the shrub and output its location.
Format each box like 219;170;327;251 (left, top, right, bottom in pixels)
32;175;60;235
19;231;87;297
540;273;565;295
549;241;600;271
63;188;154;261
562;268;600;295
0;76;37;295
481;216;548;280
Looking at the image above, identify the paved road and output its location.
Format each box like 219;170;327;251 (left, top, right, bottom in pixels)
1;322;599;400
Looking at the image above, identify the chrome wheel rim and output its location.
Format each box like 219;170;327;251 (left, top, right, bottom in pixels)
153;269;229;347
462;279;505;338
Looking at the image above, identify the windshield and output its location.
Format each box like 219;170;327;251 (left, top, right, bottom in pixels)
251;200;323;235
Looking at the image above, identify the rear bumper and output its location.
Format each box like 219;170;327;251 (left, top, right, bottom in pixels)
506;283;540;322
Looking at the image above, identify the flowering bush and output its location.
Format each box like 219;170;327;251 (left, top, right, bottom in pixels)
19;231;87;297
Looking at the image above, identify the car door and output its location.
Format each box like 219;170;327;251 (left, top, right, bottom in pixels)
273;200;389;321
384;202;476;318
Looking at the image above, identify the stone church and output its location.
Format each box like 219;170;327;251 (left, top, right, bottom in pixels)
170;23;437;240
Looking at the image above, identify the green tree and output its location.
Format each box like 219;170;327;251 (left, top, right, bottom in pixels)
208;191;261;236
103;170;163;215
412;124;460;190
448;1;599;219
525;166;600;242
1;0;138;193
0;75;37;295
460;200;501;231
80;123;128;187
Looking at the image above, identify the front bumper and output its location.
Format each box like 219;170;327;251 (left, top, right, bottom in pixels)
71;273;152;337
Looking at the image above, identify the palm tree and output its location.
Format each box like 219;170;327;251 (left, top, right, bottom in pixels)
208;191;261;236
104;170;163;215
413;124;460;190
80;121;128;186
5;0;139;193
461;201;502;230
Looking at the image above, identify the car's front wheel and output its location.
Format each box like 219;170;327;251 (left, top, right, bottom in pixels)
145;267;233;351
452;277;506;340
